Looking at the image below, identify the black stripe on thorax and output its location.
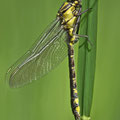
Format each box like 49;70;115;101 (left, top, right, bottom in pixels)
60;3;72;14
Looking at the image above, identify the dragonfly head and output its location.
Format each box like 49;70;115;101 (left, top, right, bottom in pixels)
71;0;82;9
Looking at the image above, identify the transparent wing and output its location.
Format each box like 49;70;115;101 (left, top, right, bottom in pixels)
6;18;68;88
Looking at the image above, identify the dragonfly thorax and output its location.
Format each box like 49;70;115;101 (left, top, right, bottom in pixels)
57;1;79;29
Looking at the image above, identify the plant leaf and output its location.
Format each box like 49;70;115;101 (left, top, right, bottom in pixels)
77;0;98;119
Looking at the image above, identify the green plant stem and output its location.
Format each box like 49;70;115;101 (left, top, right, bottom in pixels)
77;0;98;119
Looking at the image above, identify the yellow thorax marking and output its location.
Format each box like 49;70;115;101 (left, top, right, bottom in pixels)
66;16;77;29
62;6;75;22
58;1;78;29
60;2;69;12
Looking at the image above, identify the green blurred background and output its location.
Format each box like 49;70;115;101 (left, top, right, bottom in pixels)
0;0;120;120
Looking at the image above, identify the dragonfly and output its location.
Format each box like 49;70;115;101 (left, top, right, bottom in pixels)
6;0;90;119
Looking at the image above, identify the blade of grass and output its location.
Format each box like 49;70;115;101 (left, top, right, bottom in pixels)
77;0;98;119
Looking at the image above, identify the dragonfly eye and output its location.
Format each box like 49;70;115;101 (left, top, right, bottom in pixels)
74;1;78;5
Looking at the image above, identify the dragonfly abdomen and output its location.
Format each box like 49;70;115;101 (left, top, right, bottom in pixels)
58;0;81;119
68;44;80;120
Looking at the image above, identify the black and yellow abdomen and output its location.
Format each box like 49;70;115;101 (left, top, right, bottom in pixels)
57;0;82;120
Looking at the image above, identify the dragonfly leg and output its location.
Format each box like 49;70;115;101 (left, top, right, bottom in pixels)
77;8;92;16
79;35;93;46
74;34;93;46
